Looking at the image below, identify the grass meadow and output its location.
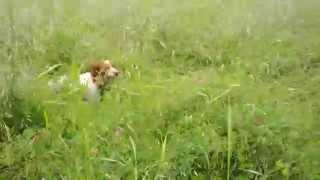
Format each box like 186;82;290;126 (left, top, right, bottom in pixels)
0;0;320;179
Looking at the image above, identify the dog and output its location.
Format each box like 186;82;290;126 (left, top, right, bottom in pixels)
48;60;120;101
80;60;120;100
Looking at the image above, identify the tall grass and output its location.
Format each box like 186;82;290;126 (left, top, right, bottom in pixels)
227;97;232;180
1;0;320;179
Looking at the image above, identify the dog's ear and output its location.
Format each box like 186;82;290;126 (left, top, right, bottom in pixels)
90;63;101;77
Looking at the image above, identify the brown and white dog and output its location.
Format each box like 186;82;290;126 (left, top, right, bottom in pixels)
48;60;120;101
80;60;120;100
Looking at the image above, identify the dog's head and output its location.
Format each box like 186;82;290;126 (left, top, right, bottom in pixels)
90;60;120;87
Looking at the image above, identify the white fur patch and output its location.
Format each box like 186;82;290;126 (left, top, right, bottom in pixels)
79;72;100;101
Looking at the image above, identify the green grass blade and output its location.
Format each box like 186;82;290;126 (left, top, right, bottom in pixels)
227;97;232;180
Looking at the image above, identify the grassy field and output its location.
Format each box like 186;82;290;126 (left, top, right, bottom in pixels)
1;0;320;179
